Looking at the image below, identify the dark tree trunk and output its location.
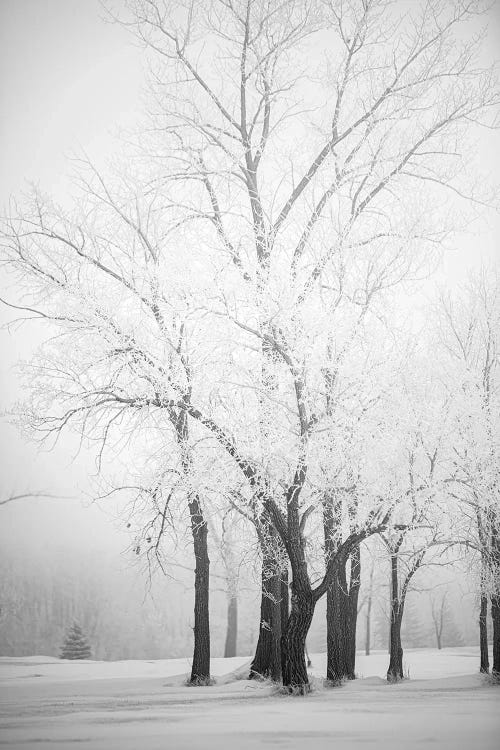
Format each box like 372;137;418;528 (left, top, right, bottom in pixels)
346;544;361;678
490;520;500;676
224;595;238;658
250;554;281;681
326;566;350;681
387;552;404;682
491;594;500;676
188;495;211;684
280;567;289;677
387;612;404;681
323;493;351;682
325;547;359;682
174;408;211;685
282;587;315;693
479;594;489;673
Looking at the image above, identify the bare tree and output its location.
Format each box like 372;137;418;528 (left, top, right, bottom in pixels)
438;269;500;675
0;173;217;684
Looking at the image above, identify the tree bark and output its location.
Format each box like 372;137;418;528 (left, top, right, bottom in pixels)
387;612;404;681
347;544;361;678
490;519;500;676
249;547;281;681
326;566;350;681
281;587;315;693
188;495;211;684
280;567;289;677
323;492;349;682
387;553;403;682
175;407;211;686
325;546;360;682
491;594;500;676
224;594;238;658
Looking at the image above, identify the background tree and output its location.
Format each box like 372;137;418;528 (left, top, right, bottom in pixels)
428;588;463;650
60;623;91;660
437;269;500;674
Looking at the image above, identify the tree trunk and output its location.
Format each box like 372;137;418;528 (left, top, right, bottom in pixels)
346;544;361;678
249;554;281;681
174;409;211;685
326;567;350;682
387;612;404;681
479;594;489;673
491;594;500;676
282;587;315;693
223;595;238;658
490;520;500;676
323;493;353;682
387;553;403;682
188;495;211;684
280;567;289;677
326;548;360;682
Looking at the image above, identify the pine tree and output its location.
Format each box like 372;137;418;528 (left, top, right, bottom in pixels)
60;623;91;660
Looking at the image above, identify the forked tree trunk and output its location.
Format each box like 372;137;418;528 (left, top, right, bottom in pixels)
224;595;238;658
250;556;281;681
326;567;350;681
326;547;360;682
189;495;211;684
281;587;315;693
492;594;500;676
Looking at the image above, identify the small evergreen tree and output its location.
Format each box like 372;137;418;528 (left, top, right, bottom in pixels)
60;623;91;660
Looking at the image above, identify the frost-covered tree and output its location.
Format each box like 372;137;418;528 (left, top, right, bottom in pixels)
0;173;220;684
438;270;500;675
2;0;498;694
375;367;451;681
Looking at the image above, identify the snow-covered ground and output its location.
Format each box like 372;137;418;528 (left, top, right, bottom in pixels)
0;648;497;749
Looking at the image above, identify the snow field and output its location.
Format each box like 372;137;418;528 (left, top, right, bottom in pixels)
0;648;498;749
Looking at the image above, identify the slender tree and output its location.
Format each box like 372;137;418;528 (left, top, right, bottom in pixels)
438;270;500;675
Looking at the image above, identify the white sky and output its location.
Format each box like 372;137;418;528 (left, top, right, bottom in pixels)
0;0;498;555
